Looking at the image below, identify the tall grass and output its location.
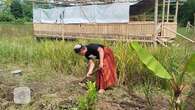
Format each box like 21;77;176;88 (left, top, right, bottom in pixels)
0;23;193;89
0;23;32;37
0;37;87;76
0;36;192;90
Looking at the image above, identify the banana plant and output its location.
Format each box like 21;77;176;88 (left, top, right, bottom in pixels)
131;42;195;110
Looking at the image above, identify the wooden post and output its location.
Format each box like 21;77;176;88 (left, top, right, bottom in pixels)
154;0;159;46
162;0;166;23
174;0;179;22
162;0;166;36
32;1;35;37
166;0;170;22
155;0;159;26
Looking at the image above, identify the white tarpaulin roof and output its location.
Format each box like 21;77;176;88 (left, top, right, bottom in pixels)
33;3;134;24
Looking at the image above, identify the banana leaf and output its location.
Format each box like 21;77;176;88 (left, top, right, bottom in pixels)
131;42;172;80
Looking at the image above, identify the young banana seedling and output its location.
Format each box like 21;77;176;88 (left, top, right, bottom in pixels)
131;42;195;110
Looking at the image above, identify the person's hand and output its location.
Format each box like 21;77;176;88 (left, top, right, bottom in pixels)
87;72;92;78
99;63;104;69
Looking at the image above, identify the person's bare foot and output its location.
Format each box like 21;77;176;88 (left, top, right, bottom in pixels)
98;89;105;94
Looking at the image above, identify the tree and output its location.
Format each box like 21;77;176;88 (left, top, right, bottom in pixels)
2;0;13;12
178;0;195;25
22;2;32;21
2;0;12;9
10;0;23;19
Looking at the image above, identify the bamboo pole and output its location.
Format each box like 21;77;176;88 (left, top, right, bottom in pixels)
162;0;166;36
154;0;159;46
162;0;166;23
154;0;158;25
174;0;179;22
166;0;170;22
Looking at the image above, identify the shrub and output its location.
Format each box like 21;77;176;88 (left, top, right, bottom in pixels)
14;18;25;24
0;12;15;22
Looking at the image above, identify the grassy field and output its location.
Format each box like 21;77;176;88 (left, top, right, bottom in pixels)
0;23;32;37
0;23;195;110
177;26;195;39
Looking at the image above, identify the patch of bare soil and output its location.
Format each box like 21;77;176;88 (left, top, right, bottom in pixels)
0;72;171;110
0;73;85;110
95;86;169;110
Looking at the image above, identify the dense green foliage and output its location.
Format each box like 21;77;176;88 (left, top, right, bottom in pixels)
10;0;23;19
0;0;32;23
178;0;195;25
0;11;15;22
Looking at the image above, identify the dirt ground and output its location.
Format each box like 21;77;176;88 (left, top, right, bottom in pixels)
186;83;195;110
0;67;194;110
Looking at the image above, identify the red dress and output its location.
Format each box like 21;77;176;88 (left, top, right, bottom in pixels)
96;47;118;90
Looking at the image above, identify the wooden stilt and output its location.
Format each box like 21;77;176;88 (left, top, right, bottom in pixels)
166;0;170;22
162;0;166;37
174;0;179;22
154;0;159;46
162;0;166;23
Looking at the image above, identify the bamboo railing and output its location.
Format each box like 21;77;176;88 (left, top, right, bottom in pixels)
33;21;177;42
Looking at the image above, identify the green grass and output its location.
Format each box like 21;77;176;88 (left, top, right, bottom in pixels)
0;23;194;110
0;36;192;90
0;23;193;89
177;26;195;39
0;23;32;37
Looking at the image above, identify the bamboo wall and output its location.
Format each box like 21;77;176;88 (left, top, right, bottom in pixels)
33;22;177;42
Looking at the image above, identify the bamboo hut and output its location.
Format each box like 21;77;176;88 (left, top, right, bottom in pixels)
32;0;181;44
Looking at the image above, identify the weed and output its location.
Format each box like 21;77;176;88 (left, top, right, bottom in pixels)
78;81;97;110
